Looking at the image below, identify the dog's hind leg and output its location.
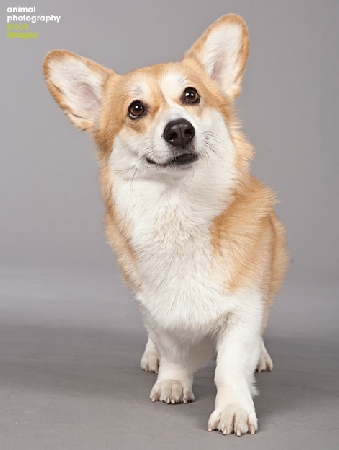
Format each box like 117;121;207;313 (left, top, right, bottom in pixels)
256;338;273;372
141;337;160;373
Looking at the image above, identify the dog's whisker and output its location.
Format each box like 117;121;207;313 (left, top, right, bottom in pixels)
204;140;226;164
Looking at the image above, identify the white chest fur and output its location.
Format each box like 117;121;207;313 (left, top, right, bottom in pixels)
111;169;250;341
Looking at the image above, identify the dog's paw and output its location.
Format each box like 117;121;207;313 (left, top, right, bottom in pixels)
256;344;273;372
150;380;195;404
141;349;159;373
208;403;257;436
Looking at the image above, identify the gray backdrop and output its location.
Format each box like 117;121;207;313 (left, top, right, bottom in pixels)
1;2;339;449
2;0;339;279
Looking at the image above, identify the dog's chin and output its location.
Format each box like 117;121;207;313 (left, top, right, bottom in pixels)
146;152;199;169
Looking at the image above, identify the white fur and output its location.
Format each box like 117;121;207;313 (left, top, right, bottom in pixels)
49;58;103;121
108;72;265;431
257;339;273;372
140;336;159;373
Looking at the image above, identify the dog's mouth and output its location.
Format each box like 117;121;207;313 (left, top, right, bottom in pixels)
146;152;198;168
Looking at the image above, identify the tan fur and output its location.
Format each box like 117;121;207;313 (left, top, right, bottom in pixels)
185;14;250;99
99;162;141;292
210;176;287;330
104;209;142;291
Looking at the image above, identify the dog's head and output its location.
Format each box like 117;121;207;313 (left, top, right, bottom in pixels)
44;14;252;195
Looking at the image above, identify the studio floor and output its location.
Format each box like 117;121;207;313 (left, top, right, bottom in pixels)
0;265;338;449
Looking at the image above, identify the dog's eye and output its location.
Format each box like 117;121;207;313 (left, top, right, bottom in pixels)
128;100;146;119
183;87;200;104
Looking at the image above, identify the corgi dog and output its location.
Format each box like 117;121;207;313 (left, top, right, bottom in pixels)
43;14;287;436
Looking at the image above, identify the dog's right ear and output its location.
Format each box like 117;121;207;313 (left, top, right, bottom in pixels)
43;50;114;132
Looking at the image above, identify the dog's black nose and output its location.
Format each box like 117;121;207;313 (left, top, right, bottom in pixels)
163;119;195;148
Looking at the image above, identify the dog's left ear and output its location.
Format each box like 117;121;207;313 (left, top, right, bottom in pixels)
184;14;249;99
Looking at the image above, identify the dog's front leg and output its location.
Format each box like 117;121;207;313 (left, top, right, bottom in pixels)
150;338;195;404
208;297;262;436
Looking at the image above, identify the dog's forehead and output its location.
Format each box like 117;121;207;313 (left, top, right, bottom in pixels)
160;72;188;99
124;66;189;101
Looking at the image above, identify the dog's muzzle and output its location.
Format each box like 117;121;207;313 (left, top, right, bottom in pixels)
163;118;195;148
146;118;198;167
